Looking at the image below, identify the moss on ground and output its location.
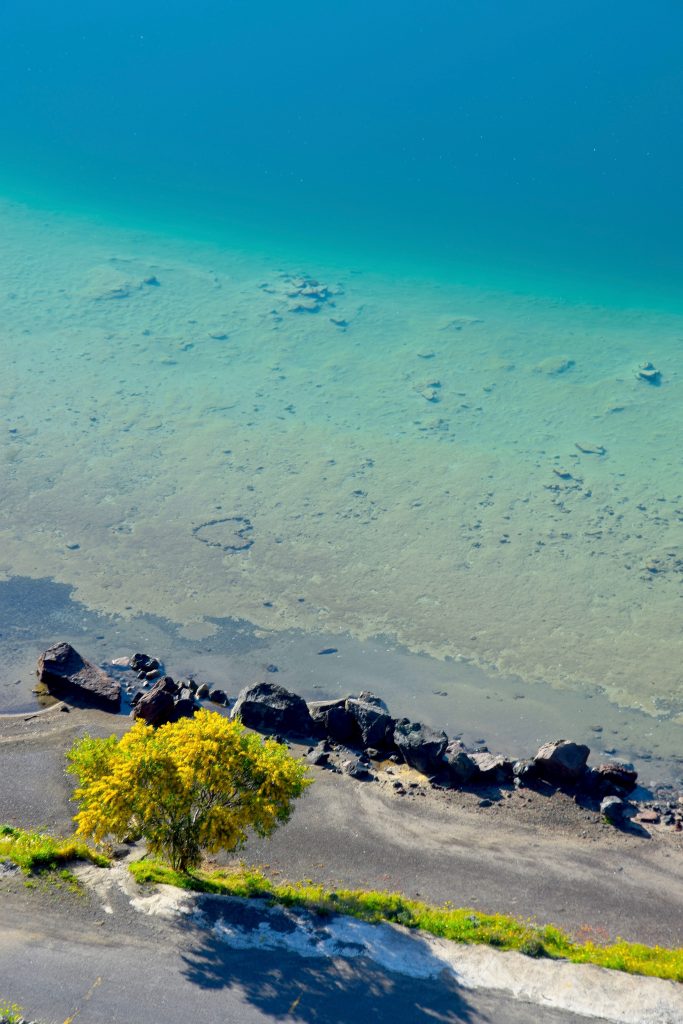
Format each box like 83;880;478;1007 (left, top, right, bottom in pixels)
0;824;108;874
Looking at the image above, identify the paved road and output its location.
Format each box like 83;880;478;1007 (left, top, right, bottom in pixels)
0;884;606;1024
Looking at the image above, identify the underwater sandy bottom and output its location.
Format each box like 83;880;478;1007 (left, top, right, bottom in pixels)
0;197;681;736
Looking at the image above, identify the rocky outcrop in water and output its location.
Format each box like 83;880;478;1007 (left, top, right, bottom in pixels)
37;642;121;711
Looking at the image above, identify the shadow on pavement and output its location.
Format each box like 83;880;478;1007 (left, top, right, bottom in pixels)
178;896;483;1023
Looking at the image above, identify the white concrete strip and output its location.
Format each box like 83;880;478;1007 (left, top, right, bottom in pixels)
210;901;683;1024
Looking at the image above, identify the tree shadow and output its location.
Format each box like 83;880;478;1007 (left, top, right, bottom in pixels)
177;894;484;1023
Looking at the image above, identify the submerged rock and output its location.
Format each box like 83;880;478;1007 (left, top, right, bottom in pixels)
37;642;121;712
637;361;662;385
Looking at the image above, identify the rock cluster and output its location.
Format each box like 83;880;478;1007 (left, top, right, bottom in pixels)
38;647;683;829
226;682;644;807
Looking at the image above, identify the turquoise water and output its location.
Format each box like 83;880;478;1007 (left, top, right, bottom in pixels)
1;2;683;745
2;1;683;306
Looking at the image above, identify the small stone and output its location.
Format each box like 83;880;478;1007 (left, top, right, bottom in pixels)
635;809;660;825
209;689;228;706
600;795;625;822
196;683;210;699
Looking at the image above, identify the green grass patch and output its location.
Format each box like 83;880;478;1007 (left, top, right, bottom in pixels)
0;1000;25;1024
129;859;683;983
0;824;109;874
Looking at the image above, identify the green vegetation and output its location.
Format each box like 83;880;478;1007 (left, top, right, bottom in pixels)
0;1000;25;1024
0;825;108;873
67;709;311;871
129;859;683;983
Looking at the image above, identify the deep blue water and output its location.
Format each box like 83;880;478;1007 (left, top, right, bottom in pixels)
1;1;683;304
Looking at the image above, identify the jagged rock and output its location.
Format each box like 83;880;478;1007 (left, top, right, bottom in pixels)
342;758;373;780
442;740;478;785
470;752;512;783
232;681;314;737
592;761;638;793
512;759;538;785
132;679;175;726
131;653;160;673
345;698;395;749
307;698;358;743
393;719;448;775
357;691;390;712
168;697;197;723
533;739;590;784
37;642;121;711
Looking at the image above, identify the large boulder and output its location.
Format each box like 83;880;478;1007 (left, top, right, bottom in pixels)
533;739;590;784
345;698;395;749
232;681;314;737
442;740;478;785
37;642;121;711
132;679;175;727
307;698;358;744
393;719;448;775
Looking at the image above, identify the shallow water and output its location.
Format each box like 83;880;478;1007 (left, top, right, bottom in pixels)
0;4;682;771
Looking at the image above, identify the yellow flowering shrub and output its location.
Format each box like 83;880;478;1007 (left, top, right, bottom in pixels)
66;709;311;871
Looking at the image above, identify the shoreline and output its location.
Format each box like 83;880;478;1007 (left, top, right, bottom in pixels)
1;575;683;789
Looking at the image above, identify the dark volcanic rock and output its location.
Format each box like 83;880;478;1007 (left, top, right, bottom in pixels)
600;795;626;822
592;761;638;793
512;759;538;785
533;739;590;784
209;689;228;706
232;681;314;737
470;752;512;784
37;642;121;711
345;698;395;749
342;758;373;780
306;741;331;767
393;719;448;775
442;740;478;785
131;653;160;673
132;679;175;726
307;698;358;744
168;697;197;723
357;691;390;712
